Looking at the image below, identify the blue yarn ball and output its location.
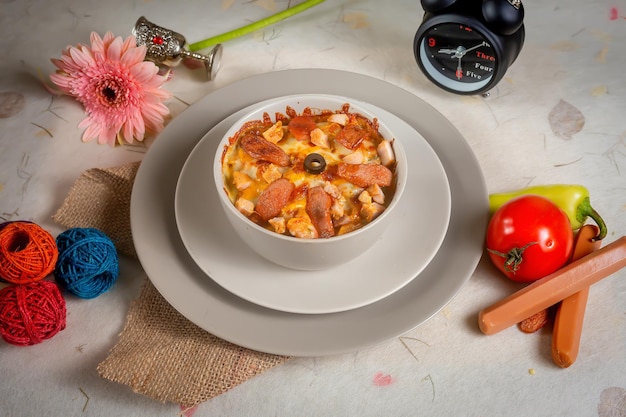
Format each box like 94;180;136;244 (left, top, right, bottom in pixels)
54;228;119;299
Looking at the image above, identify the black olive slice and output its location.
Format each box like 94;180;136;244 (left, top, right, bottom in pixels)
304;153;327;174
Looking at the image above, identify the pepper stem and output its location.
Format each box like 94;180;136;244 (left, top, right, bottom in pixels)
578;196;608;241
588;206;608;241
487;242;538;274
188;0;326;51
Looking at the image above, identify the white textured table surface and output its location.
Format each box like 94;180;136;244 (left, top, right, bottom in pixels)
1;1;625;416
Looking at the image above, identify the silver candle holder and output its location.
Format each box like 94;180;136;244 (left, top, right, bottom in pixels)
133;16;222;81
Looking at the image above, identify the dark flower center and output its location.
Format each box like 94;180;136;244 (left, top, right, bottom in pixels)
102;86;117;102
93;74;128;108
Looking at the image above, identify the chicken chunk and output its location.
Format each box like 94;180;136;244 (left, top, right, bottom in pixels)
262;121;284;144
235;198;255;217
328;113;349;126
233;172;253;191
268;217;286;234
310;128;330;148
287;216;319;239
361;202;385;222
261;164;282;184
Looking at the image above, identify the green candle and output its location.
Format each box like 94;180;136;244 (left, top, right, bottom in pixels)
188;0;326;51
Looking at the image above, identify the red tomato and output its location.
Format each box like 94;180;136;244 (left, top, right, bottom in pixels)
486;195;574;283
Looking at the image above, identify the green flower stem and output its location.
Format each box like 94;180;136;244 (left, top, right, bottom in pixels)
188;0;325;51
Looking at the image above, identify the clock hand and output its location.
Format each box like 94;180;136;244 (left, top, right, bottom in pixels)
458;41;487;57
439;42;486;59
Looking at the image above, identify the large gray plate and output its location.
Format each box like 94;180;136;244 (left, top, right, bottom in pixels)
174;98;451;314
130;69;488;356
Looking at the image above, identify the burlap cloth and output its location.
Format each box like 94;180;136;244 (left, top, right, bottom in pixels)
53;162;289;406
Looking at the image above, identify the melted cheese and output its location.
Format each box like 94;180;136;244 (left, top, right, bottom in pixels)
220;105;397;238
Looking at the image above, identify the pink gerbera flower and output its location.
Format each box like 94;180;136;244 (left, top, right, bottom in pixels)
50;32;171;146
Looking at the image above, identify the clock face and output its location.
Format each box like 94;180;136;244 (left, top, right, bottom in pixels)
417;23;499;93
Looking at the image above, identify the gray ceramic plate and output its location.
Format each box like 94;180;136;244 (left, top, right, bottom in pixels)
130;69;488;356
174;95;451;314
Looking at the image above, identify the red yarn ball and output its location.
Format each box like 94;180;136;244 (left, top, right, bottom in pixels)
0;221;58;284
0;281;66;346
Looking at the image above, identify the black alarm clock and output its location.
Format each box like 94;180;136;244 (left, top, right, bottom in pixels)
413;0;525;95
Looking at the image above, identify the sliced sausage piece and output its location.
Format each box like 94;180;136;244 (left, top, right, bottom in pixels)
335;123;368;150
240;133;290;166
306;186;335;238
337;163;393;188
288;116;317;141
255;178;295;221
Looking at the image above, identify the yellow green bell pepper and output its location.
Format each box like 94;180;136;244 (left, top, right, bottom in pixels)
489;184;607;240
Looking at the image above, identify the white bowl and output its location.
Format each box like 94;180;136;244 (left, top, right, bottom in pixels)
214;94;408;271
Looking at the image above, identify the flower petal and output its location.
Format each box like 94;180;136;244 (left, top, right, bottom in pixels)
99;125;119;146
49;73;73;93
101;32;116;48
79;117;102;143
121;35;137;55
121;46;147;69
68;46;95;70
124;110;146;141
141;101;169;130
90;32;105;55
106;36;124;62
130;61;159;84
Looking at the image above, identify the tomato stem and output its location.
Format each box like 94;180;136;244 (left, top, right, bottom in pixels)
487;242;538;274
